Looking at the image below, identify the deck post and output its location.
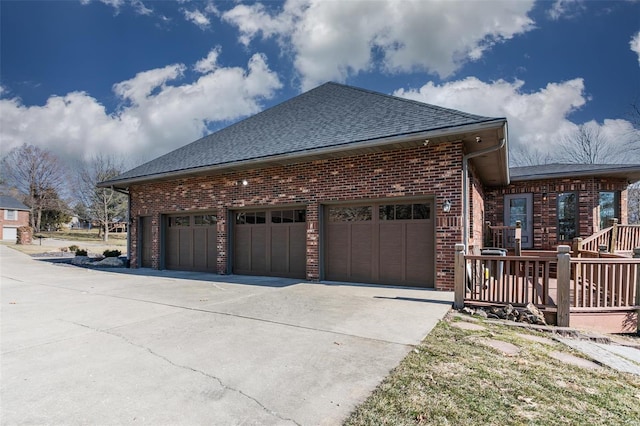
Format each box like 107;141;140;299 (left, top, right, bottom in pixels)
609;218;619;253
514;220;522;256
572;237;583;287
557;245;571;327
634;247;640;335
454;243;466;309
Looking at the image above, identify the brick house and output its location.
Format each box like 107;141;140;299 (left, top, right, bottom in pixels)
101;83;640;291
0;195;30;242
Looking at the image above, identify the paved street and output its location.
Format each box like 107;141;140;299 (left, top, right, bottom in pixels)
1;245;452;425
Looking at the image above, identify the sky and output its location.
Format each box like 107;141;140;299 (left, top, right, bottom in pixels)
1;0;639;170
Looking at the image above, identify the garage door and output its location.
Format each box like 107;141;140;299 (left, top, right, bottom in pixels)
165;213;217;272
233;209;306;279
2;227;17;242
325;201;434;287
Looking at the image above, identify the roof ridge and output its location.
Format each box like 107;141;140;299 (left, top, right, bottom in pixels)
325;81;502;122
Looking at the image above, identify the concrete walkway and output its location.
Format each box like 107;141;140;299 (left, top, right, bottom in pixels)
0;245;453;425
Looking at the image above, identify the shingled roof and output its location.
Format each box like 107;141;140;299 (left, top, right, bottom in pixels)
510;163;640;181
0;195;29;210
103;82;503;187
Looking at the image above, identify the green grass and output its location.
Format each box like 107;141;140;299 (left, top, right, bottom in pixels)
345;316;640;426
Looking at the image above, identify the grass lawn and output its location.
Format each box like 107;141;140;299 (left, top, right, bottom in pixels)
36;229;127;244
345;315;640;426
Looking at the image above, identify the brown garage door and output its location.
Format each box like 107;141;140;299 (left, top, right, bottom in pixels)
165;213;217;272
233;209;306;278
325;201;434;287
140;216;153;268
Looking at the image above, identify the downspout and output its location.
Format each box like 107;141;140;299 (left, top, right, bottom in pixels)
462;124;508;251
112;186;131;267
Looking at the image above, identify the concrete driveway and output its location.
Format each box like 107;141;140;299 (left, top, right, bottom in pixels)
1;245;453;425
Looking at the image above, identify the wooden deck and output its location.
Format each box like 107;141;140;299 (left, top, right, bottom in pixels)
457;250;639;333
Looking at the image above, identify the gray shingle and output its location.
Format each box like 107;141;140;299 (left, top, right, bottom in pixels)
107;82;501;185
0;195;29;210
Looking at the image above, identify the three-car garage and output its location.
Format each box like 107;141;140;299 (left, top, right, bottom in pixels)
154;199;434;288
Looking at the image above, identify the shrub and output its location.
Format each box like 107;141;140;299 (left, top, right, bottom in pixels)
103;249;122;258
68;245;79;252
75;249;88;256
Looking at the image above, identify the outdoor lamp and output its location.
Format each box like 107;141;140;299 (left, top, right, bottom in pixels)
443;199;451;213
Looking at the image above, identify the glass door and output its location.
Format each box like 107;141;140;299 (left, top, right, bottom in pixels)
504;194;533;249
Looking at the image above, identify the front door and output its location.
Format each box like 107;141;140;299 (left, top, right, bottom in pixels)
504;194;533;249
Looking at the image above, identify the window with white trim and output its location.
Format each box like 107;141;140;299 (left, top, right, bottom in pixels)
4;209;17;221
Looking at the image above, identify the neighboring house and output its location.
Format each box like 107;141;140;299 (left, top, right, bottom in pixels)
0;195;30;242
100;82;640;291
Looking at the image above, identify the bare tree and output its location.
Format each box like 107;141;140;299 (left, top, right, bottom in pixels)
509;144;552;167
559;124;617;164
628;182;640;225
1;144;68;231
76;154;127;242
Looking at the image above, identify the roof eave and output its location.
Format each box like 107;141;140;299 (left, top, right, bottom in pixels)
99;119;507;189
511;166;640;182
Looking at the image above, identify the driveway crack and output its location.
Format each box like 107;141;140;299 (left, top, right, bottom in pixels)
69;321;301;426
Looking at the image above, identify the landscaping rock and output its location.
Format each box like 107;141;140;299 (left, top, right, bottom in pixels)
92;257;124;267
71;256;93;266
451;322;487;331
479;338;521;356
548;351;602;370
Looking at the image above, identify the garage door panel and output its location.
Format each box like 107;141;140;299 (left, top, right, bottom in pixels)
289;225;306;276
234;226;252;272
327;224;349;280
251;227;267;273
270;226;288;273
178;229;192;268
350;224;373;281
193;231;207;270
406;223;433;283
379;223;404;282
2;227;17;242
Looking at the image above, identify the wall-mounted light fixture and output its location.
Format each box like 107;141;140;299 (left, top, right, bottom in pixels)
242;179;248;186
475;136;482;143
423;139;430;147
443;199;451;213
542;193;548;201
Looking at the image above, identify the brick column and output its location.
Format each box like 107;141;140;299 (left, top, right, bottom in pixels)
306;202;320;281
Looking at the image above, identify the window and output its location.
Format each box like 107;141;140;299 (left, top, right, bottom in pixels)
379;203;431;220
4;209;17;221
236;211;266;225
329;206;372;222
194;214;217;226
168;216;190;227
271;209;306;223
599;192;619;229
557;192;578;241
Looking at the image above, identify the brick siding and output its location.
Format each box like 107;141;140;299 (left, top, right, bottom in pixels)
129;142;466;290
485;177;629;250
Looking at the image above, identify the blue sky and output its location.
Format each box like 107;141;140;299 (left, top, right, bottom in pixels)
1;0;639;167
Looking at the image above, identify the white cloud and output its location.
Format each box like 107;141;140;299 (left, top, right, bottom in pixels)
222;0;536;90
194;47;221;74
0;50;282;165
547;0;585;20
631;31;640;65
131;0;152;16
394;77;637;162
182;8;211;29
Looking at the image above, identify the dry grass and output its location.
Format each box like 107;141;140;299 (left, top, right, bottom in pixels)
2;229;127;256
345;316;640;426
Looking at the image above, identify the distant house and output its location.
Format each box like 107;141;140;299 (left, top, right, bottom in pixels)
100;82;640;290
0;195;30;242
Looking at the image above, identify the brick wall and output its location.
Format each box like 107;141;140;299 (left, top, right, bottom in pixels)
0;209;30;240
129;142;465;290
485;177;629;250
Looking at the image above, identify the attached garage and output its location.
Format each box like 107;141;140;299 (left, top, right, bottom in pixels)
165;213;217;272
325;200;434;287
233;208;306;279
2;226;17;242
